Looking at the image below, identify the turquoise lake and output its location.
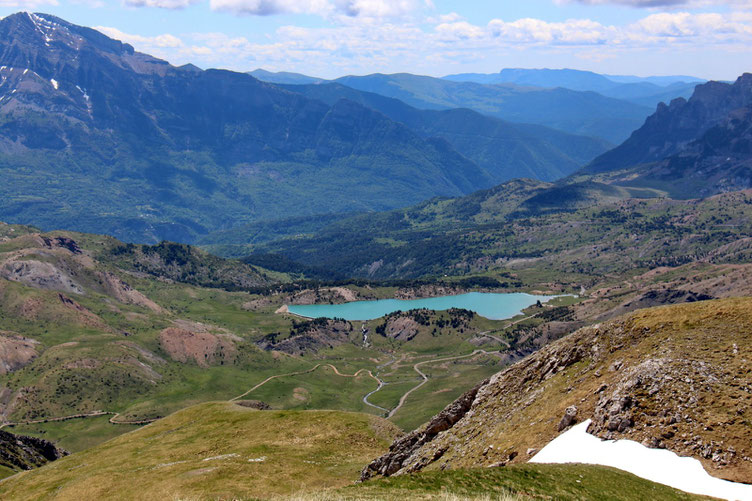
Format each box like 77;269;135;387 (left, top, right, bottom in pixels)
287;292;560;321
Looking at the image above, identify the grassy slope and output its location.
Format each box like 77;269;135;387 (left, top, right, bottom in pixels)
329;464;710;501
0;229;524;453
0;402;402;500
0;403;709;501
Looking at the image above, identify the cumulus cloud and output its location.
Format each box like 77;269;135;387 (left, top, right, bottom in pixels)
93;9;752;78
0;0;57;7
124;0;199;8
557;0;752;7
95;26;185;48
208;0;430;17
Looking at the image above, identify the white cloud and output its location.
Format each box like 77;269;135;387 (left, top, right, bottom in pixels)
435;21;484;40
0;0;57;7
124;0;199;8
95;26;185;49
208;0;430;18
557;0;752;7
92;9;752;78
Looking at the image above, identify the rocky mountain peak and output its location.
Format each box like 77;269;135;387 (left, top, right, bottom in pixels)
585;73;752;175
0;12;182;129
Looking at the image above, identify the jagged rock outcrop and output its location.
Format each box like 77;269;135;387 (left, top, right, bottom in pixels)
361;297;752;483
587;73;752;174
256;319;353;356
361;384;483;481
584;73;752;198
0;429;67;472
557;405;578;432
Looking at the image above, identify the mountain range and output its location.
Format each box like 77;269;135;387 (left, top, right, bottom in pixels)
584;73;752;198
442;67;703;108
0;12;617;244
253;68;702;143
333;73;652;143
208;72;752;269
281;82;610;182
2;9;752;501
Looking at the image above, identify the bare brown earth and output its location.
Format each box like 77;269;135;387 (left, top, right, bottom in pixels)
363;297;752;484
95;271;165;314
56;293;112;331
0;333;38;375
158;327;237;368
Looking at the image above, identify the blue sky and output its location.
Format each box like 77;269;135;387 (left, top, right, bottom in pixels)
1;0;750;79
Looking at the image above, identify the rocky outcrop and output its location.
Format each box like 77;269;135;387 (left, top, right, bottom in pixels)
0;259;83;295
394;285;464;300
256;319;353;356
557;405;578;432
0;429;67;472
234;400;271;410
603;288;713;320
287;287;364;305
361;383;484;481
587;73;752;174
382;317;420;342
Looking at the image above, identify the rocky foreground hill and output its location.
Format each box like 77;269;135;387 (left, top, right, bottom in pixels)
363;296;752;484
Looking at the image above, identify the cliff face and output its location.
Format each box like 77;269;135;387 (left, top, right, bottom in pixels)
363;297;752;484
0;428;67;472
586;73;752;174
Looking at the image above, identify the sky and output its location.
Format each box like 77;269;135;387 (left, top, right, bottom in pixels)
0;0;751;80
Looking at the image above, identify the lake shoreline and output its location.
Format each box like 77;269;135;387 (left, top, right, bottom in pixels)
284;292;566;322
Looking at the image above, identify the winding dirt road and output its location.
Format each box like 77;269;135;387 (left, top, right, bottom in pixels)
3;347;499;430
387;349;494;418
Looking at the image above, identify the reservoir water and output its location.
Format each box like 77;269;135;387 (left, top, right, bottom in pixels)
286;292;560;321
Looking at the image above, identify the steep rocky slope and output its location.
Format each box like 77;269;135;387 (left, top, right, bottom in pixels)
0;428;66;475
583;73;752;198
363;297;752;484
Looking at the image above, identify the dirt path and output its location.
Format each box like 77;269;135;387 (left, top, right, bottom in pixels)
0;411;113;429
387;349;493;419
0;410;159;429
2;348;497;431
478;330;510;348
229;364;323;402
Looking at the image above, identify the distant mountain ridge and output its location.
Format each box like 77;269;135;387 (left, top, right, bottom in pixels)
282;82;611;183
0;12;495;243
333;72;652;143
442;68;702;108
249;68;324;85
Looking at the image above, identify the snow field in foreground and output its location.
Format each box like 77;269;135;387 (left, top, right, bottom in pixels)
531;419;752;501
